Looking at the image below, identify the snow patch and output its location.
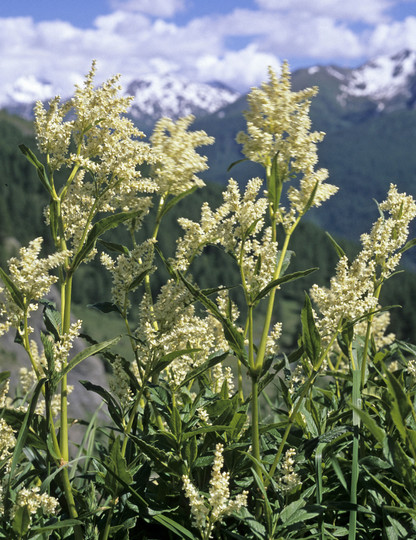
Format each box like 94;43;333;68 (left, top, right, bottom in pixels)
340;49;416;101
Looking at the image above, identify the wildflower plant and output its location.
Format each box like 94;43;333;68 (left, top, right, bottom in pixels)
1;59;416;540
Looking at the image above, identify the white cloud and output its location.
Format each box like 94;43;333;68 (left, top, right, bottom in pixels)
254;0;394;24
195;44;281;90
367;16;416;55
1;1;416;105
109;0;185;18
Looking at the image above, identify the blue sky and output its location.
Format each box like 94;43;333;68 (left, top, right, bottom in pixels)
1;0;416;103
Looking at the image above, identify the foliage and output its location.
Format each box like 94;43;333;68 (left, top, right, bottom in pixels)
1;61;416;540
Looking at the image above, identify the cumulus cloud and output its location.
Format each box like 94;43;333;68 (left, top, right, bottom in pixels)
368;16;416;55
1;0;416;105
255;0;394;23
109;0;185;18
195;44;281;90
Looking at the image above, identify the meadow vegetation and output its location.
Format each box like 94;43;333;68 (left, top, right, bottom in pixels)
1;61;416;540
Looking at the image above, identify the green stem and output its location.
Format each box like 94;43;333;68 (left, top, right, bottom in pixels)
256;224;297;373
360;281;381;388
248;305;262;480
60;273;73;463
348;369;361;540
265;323;341;487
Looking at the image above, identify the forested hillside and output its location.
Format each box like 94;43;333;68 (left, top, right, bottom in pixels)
0;110;415;347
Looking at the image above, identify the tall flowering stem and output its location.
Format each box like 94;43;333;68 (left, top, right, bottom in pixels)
236;62;337;486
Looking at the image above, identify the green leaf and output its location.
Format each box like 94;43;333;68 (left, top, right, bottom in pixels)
127;268;152;292
0;266;25;310
151;348;202;379
170;405;182;440
182;435;198;466
399;238;416;254
326;232;346;259
301;292;321;367
349;404;385;444
31;519;83;535
104;437;133;497
0;371;10;388
55;335;121;384
178;350;229;388
278;497;320;527
71;210;141;271
158;185;199;220
152;514;198;540
79;380;123;427
388;436;416;496
130;436;171;469
382;363;412;443
277;249;295;276
9;377;47;479
41;300;62;340
12;504;31;536
87;302;121;314
253;267;317;304
302;179;320;214
267;152;283;212
182;425;232;439
19;144;52;193
98;239;130;255
227;157;249;172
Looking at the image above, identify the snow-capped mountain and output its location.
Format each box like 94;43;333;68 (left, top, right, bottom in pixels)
303;49;416;112
0;71;240;125
126;74;239;125
0;75;57;119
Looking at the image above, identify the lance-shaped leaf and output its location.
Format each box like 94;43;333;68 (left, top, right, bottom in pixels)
9;377;47;480
98;239;130;255
158;185;198;221
301;179;320;215
267;151;284;212
399;238;416;254
54;335;121;384
71;210;141;271
88;302;121;314
326;232;346;260
178;350;229;388
19;144;53;194
252;267;317;305
301;292;321;367
277;249;295;276
381;363;412;444
103;437;133;497
41;300;62;340
0;266;25;310
127;268;153;293
227;157;249;171
150;348;202;378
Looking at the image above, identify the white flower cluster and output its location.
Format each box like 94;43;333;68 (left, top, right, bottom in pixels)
236;63;337;229
182;443;248;538
135;281;229;387
14;486;59;517
0;417;16;516
278;447;301;494
53;319;82;372
101;239;156;312
150;115;214;196
109;356;134;409
407;358;416;378
311;185;416;347
0;238;70;336
35;61;156;254
174;178;277;300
